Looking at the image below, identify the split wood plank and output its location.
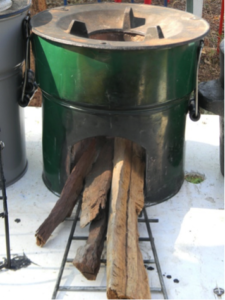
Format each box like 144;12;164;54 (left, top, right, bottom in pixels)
126;143;150;299
107;138;132;299
107;139;151;299
80;138;114;228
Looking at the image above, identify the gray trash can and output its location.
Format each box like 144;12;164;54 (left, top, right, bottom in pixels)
0;0;31;186
199;40;224;176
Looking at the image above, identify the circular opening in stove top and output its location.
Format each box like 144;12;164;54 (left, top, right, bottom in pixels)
89;30;145;42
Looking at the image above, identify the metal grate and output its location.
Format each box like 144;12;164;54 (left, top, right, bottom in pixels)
52;199;168;299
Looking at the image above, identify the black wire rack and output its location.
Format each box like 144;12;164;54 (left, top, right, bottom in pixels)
0;141;11;270
52;199;168;299
0;142;32;271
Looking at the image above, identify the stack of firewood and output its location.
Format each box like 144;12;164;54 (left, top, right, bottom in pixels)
35;137;151;299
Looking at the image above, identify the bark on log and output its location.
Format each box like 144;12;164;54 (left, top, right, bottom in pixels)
73;205;108;280
35;138;99;247
107;139;151;299
80;139;113;228
65;138;92;178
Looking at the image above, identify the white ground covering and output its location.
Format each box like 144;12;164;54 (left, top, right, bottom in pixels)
0;107;224;299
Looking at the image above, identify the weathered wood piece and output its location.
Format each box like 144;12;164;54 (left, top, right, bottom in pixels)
65;138;92;178
126;143;150;299
35;138;99;247
80;139;113;228
73;205;108;280
106;138;132;299
107;139;150;299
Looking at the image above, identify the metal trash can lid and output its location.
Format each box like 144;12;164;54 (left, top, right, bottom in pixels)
0;0;30;19
31;3;209;50
0;0;12;12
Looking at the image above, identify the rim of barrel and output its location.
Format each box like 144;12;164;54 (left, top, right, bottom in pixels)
31;3;210;51
0;0;31;19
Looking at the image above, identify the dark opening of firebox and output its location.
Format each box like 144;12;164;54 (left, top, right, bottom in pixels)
68;20;145;42
65;136;146;179
89;30;145;42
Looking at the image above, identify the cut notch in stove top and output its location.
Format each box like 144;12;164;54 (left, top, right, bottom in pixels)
68;7;164;42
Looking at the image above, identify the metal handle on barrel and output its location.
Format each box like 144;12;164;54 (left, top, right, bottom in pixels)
189;39;204;121
19;12;38;108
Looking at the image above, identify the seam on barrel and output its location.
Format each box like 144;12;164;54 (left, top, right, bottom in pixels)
0;63;23;80
41;90;190;114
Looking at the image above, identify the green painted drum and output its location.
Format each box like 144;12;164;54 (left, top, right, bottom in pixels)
31;3;209;205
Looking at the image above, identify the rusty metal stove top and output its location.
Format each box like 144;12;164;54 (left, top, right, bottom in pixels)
31;3;209;50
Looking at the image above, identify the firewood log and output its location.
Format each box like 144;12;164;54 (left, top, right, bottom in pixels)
107;139;151;299
65;138;92;178
106;138;132;299
80;139;113;228
35;138;100;247
73;204;108;280
126;143;150;299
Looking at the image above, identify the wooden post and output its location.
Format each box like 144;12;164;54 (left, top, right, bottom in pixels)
32;0;47;12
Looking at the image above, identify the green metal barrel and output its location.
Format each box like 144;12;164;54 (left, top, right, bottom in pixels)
31;3;209;205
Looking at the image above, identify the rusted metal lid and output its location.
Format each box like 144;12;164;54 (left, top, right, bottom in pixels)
0;0;30;18
31;3;209;50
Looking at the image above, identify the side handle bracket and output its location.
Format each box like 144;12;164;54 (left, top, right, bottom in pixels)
189;39;204;122
18;12;38;108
